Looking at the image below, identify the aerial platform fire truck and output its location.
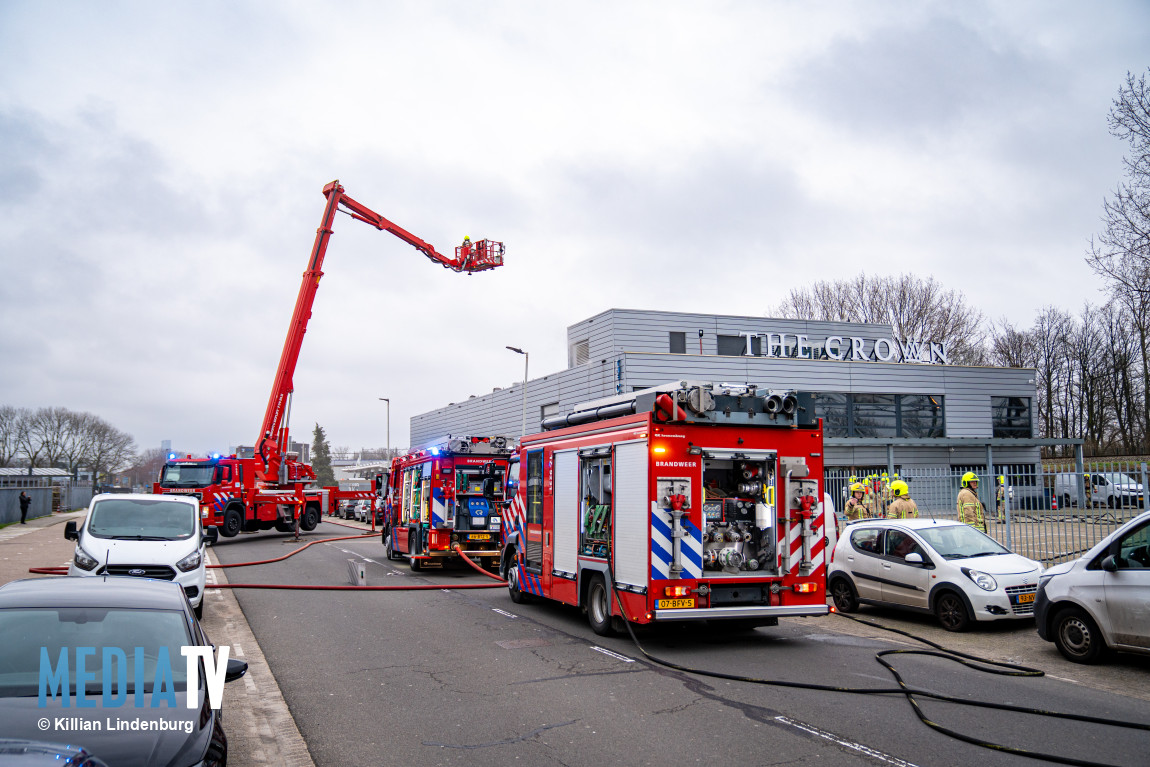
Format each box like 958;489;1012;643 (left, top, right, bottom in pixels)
381;436;516;570
499;381;835;635
154;181;504;536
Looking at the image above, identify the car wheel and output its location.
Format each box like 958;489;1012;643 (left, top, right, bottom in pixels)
830;577;860;613
194;601;204;621
1053;607;1107;664
1062;493;1072;509
221;509;242;538
1108;496;1116;509
507;558;529;604
586;576;615;636
934;590;970;632
300;505;320;531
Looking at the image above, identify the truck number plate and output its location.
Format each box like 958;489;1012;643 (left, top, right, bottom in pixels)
469;534;491;541
657;598;695;609
1015;592;1035;604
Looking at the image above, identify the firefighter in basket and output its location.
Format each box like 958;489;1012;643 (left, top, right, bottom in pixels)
886;480;918;519
957;472;986;533
845;482;867;523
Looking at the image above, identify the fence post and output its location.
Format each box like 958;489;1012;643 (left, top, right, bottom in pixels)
1003;470;1013;550
1075;444;1086;511
887;444;895;479
1142;462;1148;514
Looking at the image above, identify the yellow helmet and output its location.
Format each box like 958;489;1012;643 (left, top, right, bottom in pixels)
849;475;857;484
890;480;909;497
850;482;864;495
961;471;979;487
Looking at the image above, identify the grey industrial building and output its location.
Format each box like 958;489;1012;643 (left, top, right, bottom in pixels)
411;308;1044;475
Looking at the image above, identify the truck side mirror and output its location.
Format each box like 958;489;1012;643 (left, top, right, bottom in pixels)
203;527;219;546
64;521;79;541
482;478;496;500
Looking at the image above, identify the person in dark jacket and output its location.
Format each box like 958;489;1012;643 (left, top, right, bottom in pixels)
18;491;31;524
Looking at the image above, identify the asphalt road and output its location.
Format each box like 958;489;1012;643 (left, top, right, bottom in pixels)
211;523;1150;767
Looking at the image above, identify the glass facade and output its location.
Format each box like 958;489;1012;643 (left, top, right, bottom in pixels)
814;393;945;438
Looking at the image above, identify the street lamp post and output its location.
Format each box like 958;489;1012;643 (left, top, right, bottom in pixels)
378;398;390;460
506;346;528;436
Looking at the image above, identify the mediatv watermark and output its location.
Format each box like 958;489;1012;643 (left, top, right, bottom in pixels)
37;645;233;710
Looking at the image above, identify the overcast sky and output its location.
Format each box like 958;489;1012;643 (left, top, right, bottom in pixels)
1;1;1147;457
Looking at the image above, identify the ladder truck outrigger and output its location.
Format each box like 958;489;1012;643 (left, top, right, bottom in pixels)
499;381;835;635
382;436;516;570
154;181;504;537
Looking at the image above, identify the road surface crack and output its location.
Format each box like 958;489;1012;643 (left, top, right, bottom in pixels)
422;719;578;749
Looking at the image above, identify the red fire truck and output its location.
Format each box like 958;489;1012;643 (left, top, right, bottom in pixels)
382;436;516;570
499;382;834;635
154;181;504;536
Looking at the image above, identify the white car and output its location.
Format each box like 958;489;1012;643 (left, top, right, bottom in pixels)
1035;509;1150;663
827;518;1044;631
65;493;215;618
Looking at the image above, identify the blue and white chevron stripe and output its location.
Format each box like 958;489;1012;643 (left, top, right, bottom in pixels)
431;487;446;528
650;506;703;580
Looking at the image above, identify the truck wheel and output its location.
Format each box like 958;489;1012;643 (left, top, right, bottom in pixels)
830;577;859;613
300;505;320;531
586;576;615;637
221;509;242;538
507;558;529;604
383;532;399;561
274;520;296;533
409;554;422;572
1053;607;1107;664
933;590;970;632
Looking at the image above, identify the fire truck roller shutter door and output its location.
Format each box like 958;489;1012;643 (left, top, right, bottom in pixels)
553;450;579;575
614;440;649;588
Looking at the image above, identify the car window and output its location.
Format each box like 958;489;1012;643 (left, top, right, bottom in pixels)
87;498;196;541
916;525;1009;560
885;529;927;561
1115;523;1150;570
0;607;194;698
850;527;884;556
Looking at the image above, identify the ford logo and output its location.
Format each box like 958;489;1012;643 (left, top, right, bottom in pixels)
128;568;146;576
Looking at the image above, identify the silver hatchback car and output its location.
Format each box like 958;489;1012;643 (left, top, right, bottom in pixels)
1035;509;1150;663
827;518;1044;631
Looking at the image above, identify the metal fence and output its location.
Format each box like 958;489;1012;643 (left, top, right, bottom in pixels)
827;461;1147;567
0;484;92;525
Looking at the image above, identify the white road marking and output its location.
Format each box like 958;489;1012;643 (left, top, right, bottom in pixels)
590;646;634;663
492;608;518;619
775;716;922;766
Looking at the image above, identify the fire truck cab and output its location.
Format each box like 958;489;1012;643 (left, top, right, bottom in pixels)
500;382;834;635
382;436;516;570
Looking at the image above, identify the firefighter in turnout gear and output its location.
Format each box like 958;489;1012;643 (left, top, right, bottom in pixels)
862;475;877;518
879;472;893;517
886;480;918;519
957;472;986;533
997;475;1006;522
845;482;867;522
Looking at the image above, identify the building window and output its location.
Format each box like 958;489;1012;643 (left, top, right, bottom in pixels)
526;450;543;524
570;340;589;367
669;331;686;354
900;395;945;438
992;397;1031;438
717;334;760;356
852;394;897;438
814;393;946;438
541;402;560;424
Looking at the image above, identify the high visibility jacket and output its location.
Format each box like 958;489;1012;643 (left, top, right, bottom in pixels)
957;488;985;531
861;488;876;517
887;497;919;519
845;497;866;522
996;485;1006;515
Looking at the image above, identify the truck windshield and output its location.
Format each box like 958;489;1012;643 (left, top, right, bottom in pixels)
159;463;216;487
87;498;197;541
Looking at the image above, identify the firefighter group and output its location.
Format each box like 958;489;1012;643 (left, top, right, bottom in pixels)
844;472;1008;534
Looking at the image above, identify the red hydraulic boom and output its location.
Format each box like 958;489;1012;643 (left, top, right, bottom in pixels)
256;180;505;482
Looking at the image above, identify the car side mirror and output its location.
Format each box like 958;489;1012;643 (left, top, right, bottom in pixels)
224;658;248;683
904;552;924;566
1101;555;1118;572
202;527;218;546
64;521;79;541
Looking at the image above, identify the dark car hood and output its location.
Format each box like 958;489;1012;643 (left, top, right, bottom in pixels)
0;693;213;767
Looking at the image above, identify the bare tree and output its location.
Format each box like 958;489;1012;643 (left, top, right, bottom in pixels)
122;447;169;489
772;273;987;364
0;406;18;467
84;418;137;492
